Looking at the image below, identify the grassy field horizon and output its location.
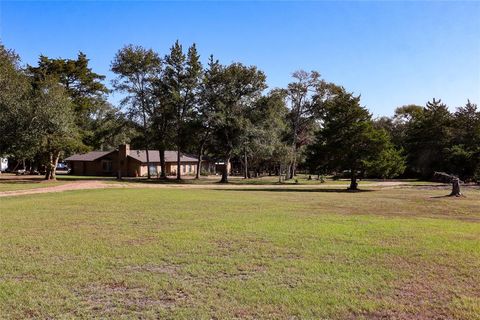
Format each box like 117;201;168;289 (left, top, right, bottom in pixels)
1;184;479;319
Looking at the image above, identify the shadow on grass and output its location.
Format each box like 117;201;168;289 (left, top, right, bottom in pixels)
430;194;467;199
212;188;375;193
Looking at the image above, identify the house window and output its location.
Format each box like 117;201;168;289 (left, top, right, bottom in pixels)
102;160;113;173
149;165;157;176
182;164;186;173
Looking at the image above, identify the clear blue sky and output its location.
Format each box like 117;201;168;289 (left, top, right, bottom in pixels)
1;1;479;116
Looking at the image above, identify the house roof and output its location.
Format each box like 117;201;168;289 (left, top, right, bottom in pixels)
65;149;198;163
128;150;198;163
64;151;113;162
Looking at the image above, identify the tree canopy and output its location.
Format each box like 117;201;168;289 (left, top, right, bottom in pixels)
307;88;405;189
1;41;478;185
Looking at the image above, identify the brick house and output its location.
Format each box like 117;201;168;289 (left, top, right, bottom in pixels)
65;144;198;177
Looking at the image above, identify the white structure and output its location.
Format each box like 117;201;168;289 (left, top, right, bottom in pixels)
0;158;8;172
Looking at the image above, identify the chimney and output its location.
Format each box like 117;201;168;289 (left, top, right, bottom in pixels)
118;144;130;179
119;144;130;160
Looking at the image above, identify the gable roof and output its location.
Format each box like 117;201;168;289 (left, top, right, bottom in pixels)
64;151;113;162
128;150;198;163
65;149;197;163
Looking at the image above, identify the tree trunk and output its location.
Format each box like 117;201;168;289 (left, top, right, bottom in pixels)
44;153;52;180
195;151;203;179
142;110;151;180
220;155;230;183
44;152;59;180
290;120;298;180
195;132;209;180
50;152;59;180
142;109;151;180
285;163;291;180
244;147;248;179
145;147;151;179
348;173;358;190
176;146;181;180
450;178;462;197
291;157;296;178
12;161;20;173
159;148;166;179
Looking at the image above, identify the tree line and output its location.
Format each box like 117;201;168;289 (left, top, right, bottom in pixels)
1;42;478;188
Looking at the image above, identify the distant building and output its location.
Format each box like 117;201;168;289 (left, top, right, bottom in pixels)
65;144;198;177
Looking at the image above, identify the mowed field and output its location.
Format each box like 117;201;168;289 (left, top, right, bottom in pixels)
1;184;479;319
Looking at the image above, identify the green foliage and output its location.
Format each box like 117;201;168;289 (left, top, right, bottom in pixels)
283;70;331;178
2;41;479;184
206;61;267;181
0;44;34;159
111;44;161;122
162;41;203;178
403;98;452;178
386;99;480;181
111;45;162;178
238;90;290;174
28;53;108;136
33;79;80;178
0;45;81;169
308;89;405;187
364;144;406;179
83;103;139;151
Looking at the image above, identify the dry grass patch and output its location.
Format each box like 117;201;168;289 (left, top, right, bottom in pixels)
75;282;188;316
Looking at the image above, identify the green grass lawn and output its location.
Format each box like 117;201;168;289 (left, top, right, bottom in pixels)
1;186;479;319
